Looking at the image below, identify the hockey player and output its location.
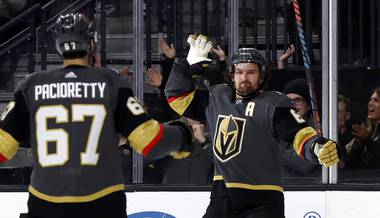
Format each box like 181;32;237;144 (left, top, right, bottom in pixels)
165;34;339;218
0;13;192;218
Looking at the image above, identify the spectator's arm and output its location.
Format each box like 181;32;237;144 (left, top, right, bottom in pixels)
277;44;295;69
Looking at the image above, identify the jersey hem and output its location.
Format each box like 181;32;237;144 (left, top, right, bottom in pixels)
225;182;284;192
28;184;125;203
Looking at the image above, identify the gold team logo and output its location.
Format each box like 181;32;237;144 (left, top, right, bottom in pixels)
214;115;246;162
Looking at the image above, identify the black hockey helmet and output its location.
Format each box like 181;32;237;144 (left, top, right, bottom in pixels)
54;13;96;56
231;48;266;75
230;48;270;89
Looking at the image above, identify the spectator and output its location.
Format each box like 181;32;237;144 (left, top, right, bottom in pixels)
282;78;320;176
283;78;313;124
337;94;354;169
346;86;380;169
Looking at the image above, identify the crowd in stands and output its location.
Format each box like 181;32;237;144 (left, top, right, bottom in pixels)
1;20;380;186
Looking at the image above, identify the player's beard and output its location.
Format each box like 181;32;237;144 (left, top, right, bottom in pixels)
235;81;257;97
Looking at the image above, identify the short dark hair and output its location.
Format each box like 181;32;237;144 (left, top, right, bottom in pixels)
62;51;88;59
338;94;352;112
373;86;380;99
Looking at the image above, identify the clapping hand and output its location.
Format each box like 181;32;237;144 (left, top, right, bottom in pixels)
192;123;206;144
145;68;163;87
212;45;225;61
278;44;295;69
159;34;176;59
352;122;370;142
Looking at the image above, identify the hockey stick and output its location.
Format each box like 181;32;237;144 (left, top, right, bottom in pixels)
292;0;322;136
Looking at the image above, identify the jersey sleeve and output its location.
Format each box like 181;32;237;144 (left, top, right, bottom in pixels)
164;58;209;122
114;80;191;160
0;86;30;162
272;98;319;163
204;60;227;86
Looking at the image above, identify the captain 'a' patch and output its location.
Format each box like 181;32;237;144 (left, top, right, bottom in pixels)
214;115;246;162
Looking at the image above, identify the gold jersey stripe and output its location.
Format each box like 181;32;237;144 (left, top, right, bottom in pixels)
0;128;19;161
128;119;161;154
225;182;284;192
293;126;317;158
213;175;224;181
167;90;196;115
28;184;125;203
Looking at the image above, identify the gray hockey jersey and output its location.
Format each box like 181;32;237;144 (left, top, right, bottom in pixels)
0;65;190;203
165;60;320;192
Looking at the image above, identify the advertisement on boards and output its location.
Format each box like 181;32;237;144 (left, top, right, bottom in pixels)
1;191;380;218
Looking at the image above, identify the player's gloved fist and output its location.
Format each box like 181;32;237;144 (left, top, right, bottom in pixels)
186;34;212;78
313;137;339;167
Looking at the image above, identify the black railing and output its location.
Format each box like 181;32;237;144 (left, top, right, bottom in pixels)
0;0;99;71
1;0;379;74
0;4;40;36
0;3;40;74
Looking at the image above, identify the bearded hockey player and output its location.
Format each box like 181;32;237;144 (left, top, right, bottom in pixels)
0;13;192;218
165;34;338;218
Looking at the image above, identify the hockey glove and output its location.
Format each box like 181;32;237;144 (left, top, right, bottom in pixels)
313;137;339;167
186;34;213;78
166;119;194;153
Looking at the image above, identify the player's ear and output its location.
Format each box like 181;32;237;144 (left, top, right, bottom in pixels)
230;71;234;82
258;75;263;83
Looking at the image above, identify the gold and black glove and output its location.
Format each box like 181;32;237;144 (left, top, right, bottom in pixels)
313;137;339;167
